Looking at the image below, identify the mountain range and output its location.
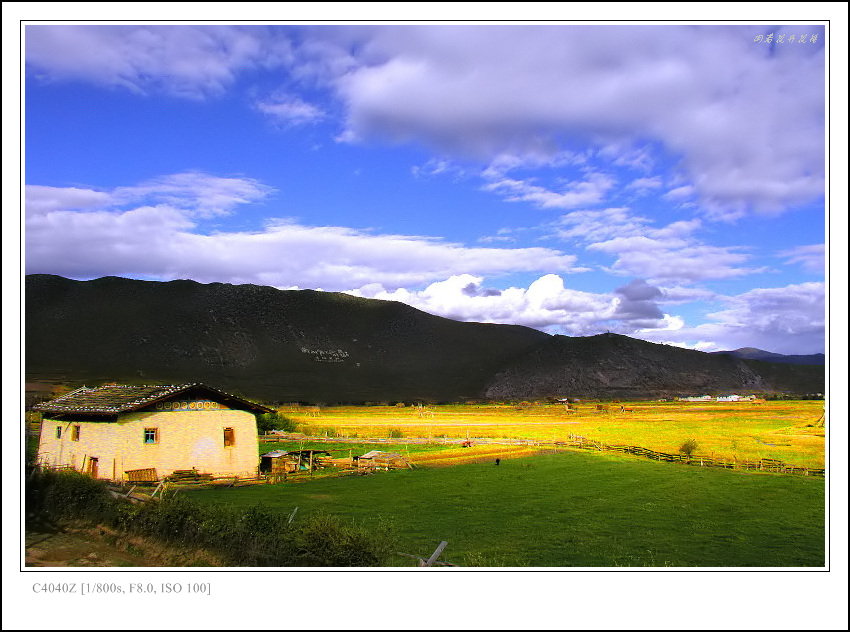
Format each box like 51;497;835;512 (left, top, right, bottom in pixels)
711;347;825;365
25;275;825;403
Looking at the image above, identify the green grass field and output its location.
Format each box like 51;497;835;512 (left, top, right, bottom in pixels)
184;450;825;567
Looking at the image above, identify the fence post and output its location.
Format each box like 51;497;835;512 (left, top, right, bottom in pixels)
420;541;449;567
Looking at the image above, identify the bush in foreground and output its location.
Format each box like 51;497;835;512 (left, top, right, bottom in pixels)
26;467;396;567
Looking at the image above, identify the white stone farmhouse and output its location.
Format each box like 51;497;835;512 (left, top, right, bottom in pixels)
33;383;272;481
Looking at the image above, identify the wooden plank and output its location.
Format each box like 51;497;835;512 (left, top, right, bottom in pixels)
421;541;449;567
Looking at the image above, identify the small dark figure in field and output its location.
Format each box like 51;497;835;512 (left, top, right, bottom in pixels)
495;458;501;466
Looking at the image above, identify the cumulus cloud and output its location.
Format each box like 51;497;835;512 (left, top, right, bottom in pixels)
349;274;618;332
349;273;679;335
324;25;824;215
611;280;665;328
25;25;289;98
637;282;825;354
25;176;581;290
349;274;824;354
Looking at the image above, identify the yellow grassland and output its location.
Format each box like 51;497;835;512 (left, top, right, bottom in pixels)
409;445;539;467
290;400;826;468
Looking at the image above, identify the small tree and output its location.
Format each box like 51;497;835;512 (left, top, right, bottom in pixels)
257;412;298;434
679;438;699;459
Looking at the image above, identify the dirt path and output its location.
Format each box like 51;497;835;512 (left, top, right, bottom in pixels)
25;527;155;567
25;525;221;567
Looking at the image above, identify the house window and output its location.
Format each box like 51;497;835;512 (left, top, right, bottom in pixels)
71;425;80;441
223;427;235;447
56;426;62;439
144;428;158;444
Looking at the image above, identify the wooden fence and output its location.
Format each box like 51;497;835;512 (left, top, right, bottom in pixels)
258;433;824;477
567;434;825;477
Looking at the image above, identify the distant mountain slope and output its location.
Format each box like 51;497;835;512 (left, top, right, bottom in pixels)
25;275;825;402
483;334;825;399
711;347;825;365
25;274;548;402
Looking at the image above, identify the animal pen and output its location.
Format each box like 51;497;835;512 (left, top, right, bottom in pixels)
260;449;332;480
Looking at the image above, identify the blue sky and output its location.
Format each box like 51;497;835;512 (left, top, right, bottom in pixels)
23;24;828;354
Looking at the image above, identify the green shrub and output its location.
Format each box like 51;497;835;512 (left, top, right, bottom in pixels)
25;467;395;567
679;438;699;458
292;513;395;567
26;467;115;524
257;412;298;434
388;428;404;438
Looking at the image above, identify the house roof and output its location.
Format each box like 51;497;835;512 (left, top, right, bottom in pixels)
359;450;404;460
32;383;273;415
261;450;289;458
261;450;331;458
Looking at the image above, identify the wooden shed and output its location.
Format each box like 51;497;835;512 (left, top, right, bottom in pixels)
260;449;332;474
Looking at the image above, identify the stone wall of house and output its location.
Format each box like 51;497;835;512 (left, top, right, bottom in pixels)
36;408;259;480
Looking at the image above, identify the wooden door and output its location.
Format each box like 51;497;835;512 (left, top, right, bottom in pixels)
88;457;99;478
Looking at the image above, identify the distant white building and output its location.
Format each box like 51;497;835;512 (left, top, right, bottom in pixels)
716;394;742;402
679;395;713;402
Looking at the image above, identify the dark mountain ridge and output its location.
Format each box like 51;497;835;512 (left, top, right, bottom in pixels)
711;347;825;366
25;275;824;402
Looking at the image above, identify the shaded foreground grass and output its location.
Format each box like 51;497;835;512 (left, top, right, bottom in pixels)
184;450;825;567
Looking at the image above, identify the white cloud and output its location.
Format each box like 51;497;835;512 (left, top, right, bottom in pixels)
546;207;764;284
663;185;695;201
349;273;619;332
113;172;274;217
657;285;719;304
553;207;652;242
25;176;581;290
780;243;825;274
411;158;467;179
481;172;614;210
638;282;825;354
590;237;762;283
255;95;325;125
348;273;678;335
323;25;824;215
547;206;757;283
26;172;273;219
627;176;663;192
25;25;289;98
25;185;113;215
350;274;824;353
